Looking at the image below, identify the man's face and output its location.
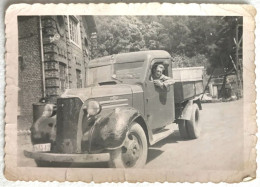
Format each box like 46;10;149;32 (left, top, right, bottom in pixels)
154;66;163;78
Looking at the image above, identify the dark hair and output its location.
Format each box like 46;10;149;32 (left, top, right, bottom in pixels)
152;63;165;73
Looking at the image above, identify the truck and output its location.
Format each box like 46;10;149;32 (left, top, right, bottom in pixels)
24;50;204;168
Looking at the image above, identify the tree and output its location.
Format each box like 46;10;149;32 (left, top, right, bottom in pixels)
93;16;242;76
95;16;146;57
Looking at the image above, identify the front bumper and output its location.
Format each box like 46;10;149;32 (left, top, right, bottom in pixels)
24;150;110;163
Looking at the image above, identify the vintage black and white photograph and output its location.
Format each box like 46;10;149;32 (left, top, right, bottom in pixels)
4;3;256;183
18;15;244;168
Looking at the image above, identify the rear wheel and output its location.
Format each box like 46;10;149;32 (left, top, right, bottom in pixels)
109;122;148;168
186;104;201;139
177;119;189;139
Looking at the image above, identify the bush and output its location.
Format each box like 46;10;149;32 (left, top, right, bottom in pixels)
171;54;208;69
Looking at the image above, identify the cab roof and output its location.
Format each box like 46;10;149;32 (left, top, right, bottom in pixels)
88;50;171;68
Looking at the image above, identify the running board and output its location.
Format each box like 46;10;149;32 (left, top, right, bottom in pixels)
150;123;175;145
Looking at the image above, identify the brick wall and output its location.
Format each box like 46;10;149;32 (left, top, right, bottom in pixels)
18;16;43;128
18;16;93;129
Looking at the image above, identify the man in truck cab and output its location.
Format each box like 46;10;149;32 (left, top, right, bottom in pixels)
151;64;175;89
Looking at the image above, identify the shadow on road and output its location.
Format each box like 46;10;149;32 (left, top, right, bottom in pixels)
146;131;190;164
146;148;164;164
151;131;188;148
35;162;109;168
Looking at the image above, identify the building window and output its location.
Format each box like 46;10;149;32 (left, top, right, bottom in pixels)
76;69;82;88
68;16;81;47
59;63;66;92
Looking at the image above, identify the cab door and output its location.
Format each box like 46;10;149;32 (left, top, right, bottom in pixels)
144;59;174;130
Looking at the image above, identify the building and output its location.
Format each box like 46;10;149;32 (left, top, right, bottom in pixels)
18;16;97;129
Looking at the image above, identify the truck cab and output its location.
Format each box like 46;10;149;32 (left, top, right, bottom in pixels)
25;50;203;168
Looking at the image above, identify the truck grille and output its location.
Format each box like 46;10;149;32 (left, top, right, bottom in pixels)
55;97;83;153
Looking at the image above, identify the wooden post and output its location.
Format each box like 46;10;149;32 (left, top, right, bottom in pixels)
201;68;215;100
230;55;241;98
236;24;243;98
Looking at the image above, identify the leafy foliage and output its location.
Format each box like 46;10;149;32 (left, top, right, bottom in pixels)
93;16;242;74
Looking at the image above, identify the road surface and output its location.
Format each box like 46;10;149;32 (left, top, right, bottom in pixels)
18;99;244;170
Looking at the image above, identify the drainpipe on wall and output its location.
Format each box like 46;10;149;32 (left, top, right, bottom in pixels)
39;16;46;98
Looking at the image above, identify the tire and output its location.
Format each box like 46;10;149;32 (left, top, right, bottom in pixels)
186;104;201;139
177;119;189;139
109;122;148;168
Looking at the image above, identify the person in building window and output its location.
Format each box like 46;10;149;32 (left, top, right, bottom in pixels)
151;64;175;89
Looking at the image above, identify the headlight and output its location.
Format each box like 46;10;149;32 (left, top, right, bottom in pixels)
85;100;101;116
42;104;56;117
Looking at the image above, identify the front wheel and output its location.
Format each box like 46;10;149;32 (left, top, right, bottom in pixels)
109;122;148;168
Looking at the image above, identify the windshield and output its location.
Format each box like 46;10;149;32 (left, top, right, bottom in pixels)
88;61;145;85
87;65;113;85
114;61;144;81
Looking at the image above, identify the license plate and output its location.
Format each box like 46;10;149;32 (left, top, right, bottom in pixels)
33;143;51;152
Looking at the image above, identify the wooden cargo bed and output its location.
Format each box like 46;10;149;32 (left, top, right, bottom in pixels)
172;67;204;103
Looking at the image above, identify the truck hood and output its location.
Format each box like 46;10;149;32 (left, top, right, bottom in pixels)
61;84;143;102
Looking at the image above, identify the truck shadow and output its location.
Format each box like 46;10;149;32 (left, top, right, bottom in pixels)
151;131;189;148
146;131;189;164
146;149;164;164
69;162;109;168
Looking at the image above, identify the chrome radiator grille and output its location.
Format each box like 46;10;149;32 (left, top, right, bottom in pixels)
55;97;83;153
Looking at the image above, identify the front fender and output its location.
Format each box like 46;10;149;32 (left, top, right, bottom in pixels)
83;107;141;153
